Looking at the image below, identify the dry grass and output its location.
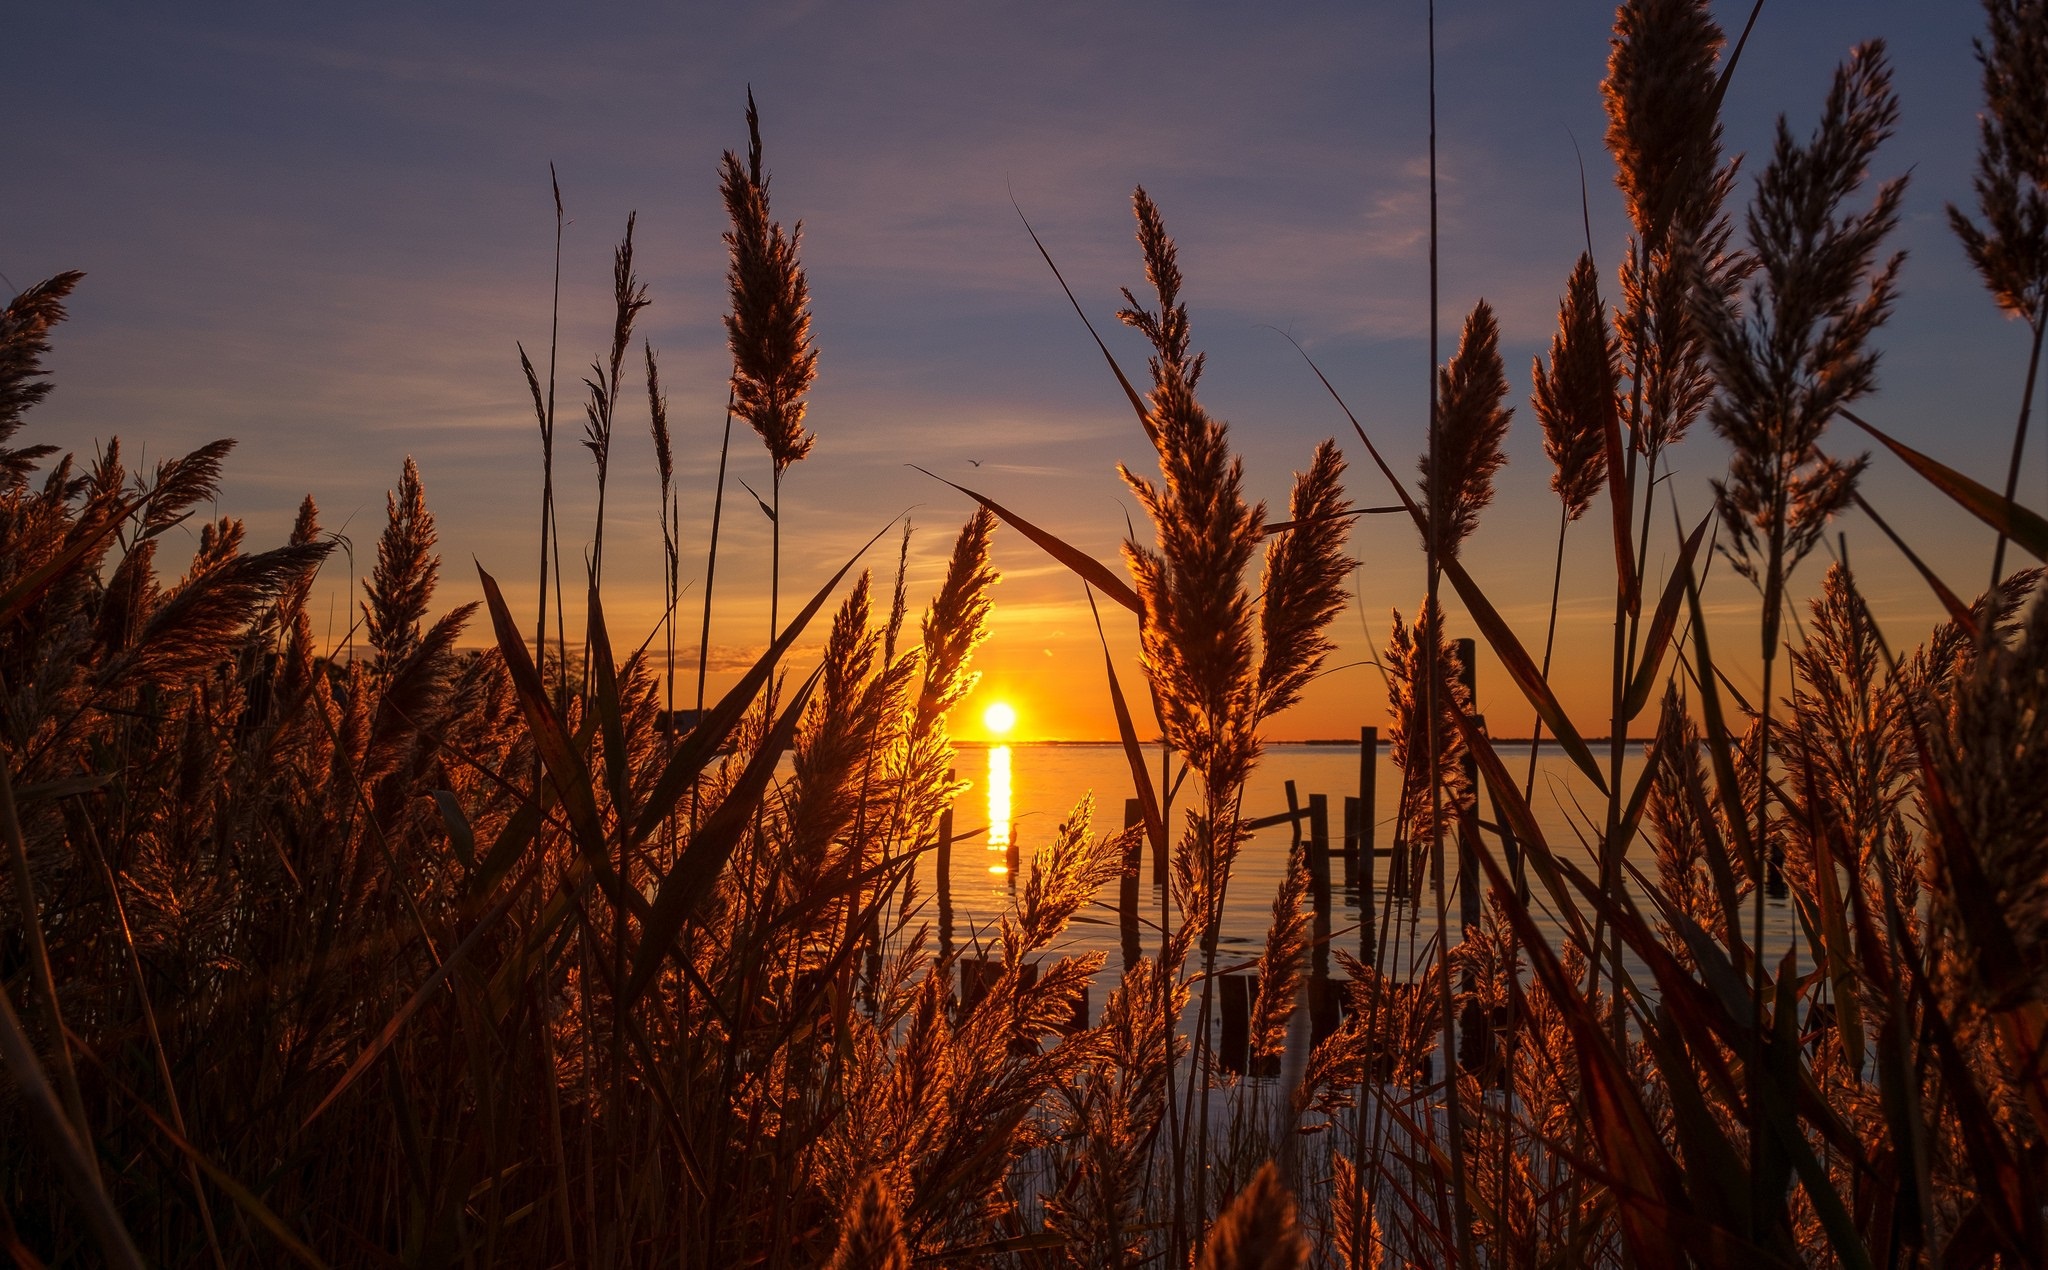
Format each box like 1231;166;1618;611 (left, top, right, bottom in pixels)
6;5;2048;1267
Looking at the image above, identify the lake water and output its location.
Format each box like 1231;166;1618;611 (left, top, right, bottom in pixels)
915;740;1800;1009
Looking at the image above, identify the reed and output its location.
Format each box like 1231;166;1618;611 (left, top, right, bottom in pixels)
1951;0;2048;588
722;89;818;645
9;6;2048;1265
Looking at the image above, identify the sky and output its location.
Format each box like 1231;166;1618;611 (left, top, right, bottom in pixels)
6;2;2033;741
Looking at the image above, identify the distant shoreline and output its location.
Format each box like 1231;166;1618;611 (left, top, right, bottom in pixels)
953;737;1652;748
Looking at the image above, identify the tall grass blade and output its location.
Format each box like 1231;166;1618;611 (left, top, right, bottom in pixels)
1622;510;1713;719
626;668;818;1003
1278;331;1609;789
301;861;541;1130
1086;587;1167;869
1849;489;1978;634
1012;202;1157;446
1843;407;2048;563
0;494;140;627
1468;845;1701;1269
629;521;894;846
912;466;1143;615
0;988;144;1270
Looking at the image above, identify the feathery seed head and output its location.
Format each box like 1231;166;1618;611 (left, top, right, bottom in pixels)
1604;0;1727;253
645;341;672;493
1950;0;2048;325
827;1173;911;1270
0;271;81;487
1195;1161;1310;1270
1117;186;1205;397
363;456;438;669
916;508;998;732
1257;440;1352;717
1419;300;1512;562
1247;848;1312;1066
722;97;818;476
1531;254;1617;521
1114;192;1264;798
1702;41;1905;613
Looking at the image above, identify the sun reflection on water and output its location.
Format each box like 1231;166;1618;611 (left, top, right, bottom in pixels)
986;743;1011;872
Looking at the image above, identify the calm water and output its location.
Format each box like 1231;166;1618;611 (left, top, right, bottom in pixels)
915;741;1800;1004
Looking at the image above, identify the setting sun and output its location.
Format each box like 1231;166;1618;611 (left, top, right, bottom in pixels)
982;701;1017;736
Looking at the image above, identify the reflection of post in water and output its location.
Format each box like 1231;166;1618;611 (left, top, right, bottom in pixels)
1307;793;1338;1042
1120;798;1142;972
937;769;954;962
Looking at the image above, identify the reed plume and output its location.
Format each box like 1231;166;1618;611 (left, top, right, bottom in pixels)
1929;578;2048;1006
1644;681;1730;949
1950;0;2048;584
1384;600;1470;852
1246;848;1311;1069
0;272;79;486
1700;48;1905;1216
1532;255;1617;522
1108;187;1354;1251
580;215;649;593
1117;189;1262;797
1257;440;1352;718
1524;253;1620;798
914;508;997;735
1784;564;1913;877
723;93;817;476
723;90;817;641
827;1174;911;1270
1701;41;1905;626
362;456;437;668
1012;795;1127;955
1604;0;1726;256
1951;0;2048;325
1324;1153;1382;1270
1605;0;1738;459
645;342;680;720
1194;1160;1309;1270
1417;300;1511;562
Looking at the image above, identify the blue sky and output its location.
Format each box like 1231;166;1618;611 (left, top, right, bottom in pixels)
6;2;2029;738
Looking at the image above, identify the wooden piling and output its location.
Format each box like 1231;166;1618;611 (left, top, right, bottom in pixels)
1307;794;1337;1039
1307;794;1332;981
1360;725;1377;962
1218;973;1277;1077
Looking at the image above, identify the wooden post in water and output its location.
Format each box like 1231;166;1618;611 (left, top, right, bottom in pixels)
1307;794;1337;1040
1359;726;1377;962
1154;744;1170;886
1121;798;1143;972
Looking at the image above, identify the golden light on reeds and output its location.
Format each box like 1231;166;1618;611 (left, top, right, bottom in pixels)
13;5;2048;1264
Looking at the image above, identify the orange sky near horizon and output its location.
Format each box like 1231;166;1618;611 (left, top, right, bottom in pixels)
10;2;2022;748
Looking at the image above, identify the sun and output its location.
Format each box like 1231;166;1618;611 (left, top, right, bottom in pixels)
982;700;1017;737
